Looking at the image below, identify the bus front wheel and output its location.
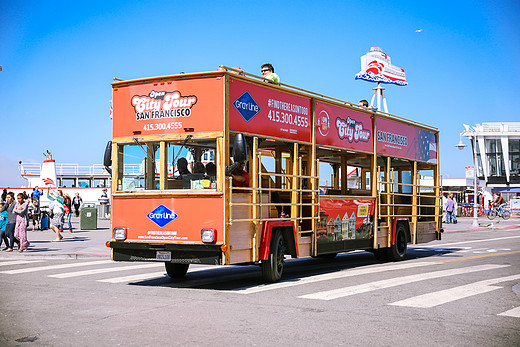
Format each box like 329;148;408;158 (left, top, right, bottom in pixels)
165;263;189;279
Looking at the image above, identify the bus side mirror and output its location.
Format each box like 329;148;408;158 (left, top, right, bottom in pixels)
233;134;247;162
104;141;112;174
225;134;248;176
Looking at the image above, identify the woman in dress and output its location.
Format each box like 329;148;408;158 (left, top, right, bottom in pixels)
13;193;30;252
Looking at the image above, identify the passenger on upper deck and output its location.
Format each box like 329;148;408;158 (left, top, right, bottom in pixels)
359;99;369;107
231;163;250;188
261;63;280;85
176;158;191;180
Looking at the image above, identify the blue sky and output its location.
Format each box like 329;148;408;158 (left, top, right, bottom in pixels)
1;0;519;187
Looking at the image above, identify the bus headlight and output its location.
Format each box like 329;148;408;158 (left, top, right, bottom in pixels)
113;227;127;241
201;228;217;243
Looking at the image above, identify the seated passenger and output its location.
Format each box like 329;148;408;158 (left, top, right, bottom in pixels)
232;163;249;187
205;162;216;179
175;158;191;180
193;161;206;174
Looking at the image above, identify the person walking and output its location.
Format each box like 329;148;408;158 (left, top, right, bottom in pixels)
0;192;20;251
0;202;9;249
63;193;73;232
47;188;64;241
445;194;457;224
72;192;82;217
13;193;29;252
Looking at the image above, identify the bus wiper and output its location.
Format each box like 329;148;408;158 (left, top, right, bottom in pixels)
172;135;193;164
133;138;157;163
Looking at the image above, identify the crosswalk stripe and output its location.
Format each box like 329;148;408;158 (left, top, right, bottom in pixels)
423;235;520;248
390;273;520;308
0;260;113;274
298;264;509;301
498;306;520;318
0;260;45;267
233;262;439;294
48;263;164;278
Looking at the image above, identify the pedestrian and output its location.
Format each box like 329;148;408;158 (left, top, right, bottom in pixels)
47;188;64;241
72;192;82;217
445;194;457;224
13;193;30;252
28;197;41;231
0;192;20;251
31;186;43;200
261;63;280;85
1;189;7;202
0;202;9;249
63;193;73;232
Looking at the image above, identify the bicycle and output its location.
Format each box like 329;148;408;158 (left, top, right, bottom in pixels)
487;204;511;220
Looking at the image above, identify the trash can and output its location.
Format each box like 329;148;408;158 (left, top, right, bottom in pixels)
98;198;110;220
80;203;98;230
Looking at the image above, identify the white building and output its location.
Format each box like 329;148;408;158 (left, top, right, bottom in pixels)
461;122;520;200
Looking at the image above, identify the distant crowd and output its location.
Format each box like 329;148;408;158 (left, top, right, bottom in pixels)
0;187;83;252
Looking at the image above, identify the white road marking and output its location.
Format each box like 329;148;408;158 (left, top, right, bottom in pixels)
49;263;164;278
498;306;520;318
0;260;45;267
390;274;520;308
299;264;509;301
233;262;439;294
423;235;520;248
0;260;113;274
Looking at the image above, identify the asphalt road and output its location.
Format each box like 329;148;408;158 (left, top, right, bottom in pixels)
0;217;519;346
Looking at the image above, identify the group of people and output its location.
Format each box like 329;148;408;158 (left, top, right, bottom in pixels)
176;158;217;180
443;192;509;224
0;187;85;252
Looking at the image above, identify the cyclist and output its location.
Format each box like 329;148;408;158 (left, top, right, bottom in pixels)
493;193;507;214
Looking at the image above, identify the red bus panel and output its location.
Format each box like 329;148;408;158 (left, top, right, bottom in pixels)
229;78;312;142
315;101;373;152
112;196;225;243
112;77;224;138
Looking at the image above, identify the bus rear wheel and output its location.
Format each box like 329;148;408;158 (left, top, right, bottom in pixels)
262;230;285;283
385;224;407;261
165;263;189;279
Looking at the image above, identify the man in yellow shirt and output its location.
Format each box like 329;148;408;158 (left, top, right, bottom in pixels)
261;63;280;85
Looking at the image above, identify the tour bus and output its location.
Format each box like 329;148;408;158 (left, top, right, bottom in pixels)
105;67;442;282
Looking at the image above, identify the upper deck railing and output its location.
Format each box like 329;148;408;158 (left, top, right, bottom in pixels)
19;163;142;176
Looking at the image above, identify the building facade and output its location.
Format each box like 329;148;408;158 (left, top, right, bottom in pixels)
463;122;520;197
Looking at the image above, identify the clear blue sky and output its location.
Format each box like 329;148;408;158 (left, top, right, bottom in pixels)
1;0;519;187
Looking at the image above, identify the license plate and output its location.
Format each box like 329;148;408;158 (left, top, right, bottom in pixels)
156;251;171;261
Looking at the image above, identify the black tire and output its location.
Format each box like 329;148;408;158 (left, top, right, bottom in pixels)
262;230;285;283
373;249;388;262
165;263;189;279
385;224;407;261
502;210;511;220
487;210;497;220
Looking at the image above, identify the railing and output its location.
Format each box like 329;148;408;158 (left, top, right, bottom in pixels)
19;163;141;176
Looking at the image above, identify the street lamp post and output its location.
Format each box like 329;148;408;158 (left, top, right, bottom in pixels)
455;129;480;228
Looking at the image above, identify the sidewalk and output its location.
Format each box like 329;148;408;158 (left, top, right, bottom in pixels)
442;215;520;232
0;216;112;259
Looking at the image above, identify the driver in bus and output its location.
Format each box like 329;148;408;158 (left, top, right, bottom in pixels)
175;158;191;180
231;163;249;187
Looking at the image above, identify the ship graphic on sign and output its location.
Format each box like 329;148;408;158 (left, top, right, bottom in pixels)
355;46;407;86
